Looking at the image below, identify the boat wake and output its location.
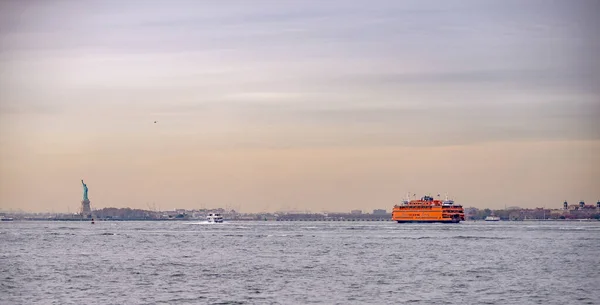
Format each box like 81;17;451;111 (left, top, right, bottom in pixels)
182;221;225;225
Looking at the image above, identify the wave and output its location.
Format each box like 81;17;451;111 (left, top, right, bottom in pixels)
452;236;510;240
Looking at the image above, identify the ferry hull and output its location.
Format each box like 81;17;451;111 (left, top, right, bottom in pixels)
396;219;461;224
392;210;464;223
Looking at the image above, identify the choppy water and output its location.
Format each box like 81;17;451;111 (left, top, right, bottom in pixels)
1;220;599;305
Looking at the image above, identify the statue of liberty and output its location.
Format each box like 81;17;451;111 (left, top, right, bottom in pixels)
81;180;89;201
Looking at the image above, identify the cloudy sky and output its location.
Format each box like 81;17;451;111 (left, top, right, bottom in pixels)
1;0;598;213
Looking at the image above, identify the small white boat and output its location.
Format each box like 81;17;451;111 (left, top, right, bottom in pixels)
206;213;224;223
485;215;500;221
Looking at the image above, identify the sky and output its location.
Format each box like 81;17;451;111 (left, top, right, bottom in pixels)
0;0;598;213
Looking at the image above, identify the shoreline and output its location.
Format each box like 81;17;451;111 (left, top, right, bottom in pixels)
3;218;598;222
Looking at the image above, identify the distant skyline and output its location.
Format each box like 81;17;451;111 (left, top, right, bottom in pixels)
1;0;598;213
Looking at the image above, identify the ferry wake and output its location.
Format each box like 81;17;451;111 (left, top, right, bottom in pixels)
392;194;465;223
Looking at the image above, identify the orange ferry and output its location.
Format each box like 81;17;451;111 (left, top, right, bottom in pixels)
392;194;465;223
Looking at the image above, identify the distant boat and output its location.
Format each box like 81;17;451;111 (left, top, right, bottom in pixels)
485;215;501;221
0;216;13;221
206;213;223;223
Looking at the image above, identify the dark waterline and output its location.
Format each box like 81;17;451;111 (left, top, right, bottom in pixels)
1;221;598;305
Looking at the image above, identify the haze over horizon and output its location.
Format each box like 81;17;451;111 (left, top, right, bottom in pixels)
1;0;599;213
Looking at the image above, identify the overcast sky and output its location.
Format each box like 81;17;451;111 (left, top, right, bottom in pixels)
1;0;598;213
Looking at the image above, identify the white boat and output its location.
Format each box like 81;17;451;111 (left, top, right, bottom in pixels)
485;215;500;221
206;213;224;223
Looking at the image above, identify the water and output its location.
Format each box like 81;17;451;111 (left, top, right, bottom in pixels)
1;221;599;305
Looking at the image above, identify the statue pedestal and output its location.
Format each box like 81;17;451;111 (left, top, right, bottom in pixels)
81;199;91;217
